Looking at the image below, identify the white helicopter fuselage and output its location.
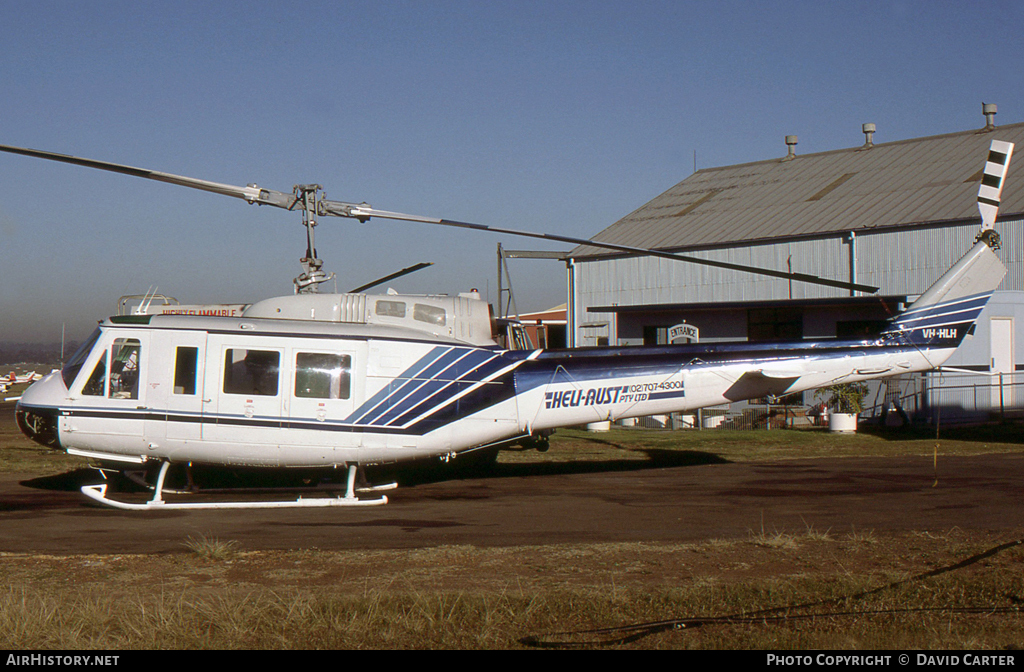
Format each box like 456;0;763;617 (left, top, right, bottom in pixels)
18;312;943;470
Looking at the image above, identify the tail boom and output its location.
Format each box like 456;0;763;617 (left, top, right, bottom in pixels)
512;234;1006;431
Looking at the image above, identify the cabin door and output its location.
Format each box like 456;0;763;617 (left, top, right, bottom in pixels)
286;342;364;424
203;336;284;452
68;330;149;453
153;331;209;442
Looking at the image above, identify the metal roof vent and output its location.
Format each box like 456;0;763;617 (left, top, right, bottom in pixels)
983;102;997;130
862;123;876;148
783;135;798;161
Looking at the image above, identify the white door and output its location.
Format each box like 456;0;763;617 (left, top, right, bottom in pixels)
990;317;1014;408
66;330;149;453
151;331;208;442
204;336;284;451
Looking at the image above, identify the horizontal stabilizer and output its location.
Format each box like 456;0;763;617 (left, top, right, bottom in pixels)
724;370;800;401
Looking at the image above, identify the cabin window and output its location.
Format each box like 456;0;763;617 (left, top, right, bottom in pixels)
223;349;279;396
109;339;141;399
375;300;406;318
81;352;107;396
294;353;351;400
174;347;199;395
413;304;446;326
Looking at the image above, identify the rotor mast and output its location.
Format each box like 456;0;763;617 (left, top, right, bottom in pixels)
293;184;335;293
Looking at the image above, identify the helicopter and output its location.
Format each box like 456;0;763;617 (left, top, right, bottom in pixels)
3;139;1014;510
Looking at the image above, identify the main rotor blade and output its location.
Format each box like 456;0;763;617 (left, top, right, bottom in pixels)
349;262;434;293
0;143;298;209
0;142;877;293
335;205;879;294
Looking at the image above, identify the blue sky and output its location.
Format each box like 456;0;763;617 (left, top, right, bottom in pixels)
1;0;1023;343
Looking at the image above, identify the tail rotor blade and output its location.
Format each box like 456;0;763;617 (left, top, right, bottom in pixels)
978;139;1014;229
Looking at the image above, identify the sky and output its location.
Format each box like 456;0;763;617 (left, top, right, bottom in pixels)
1;0;1023;343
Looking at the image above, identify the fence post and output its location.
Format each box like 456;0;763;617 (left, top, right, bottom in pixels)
1000;372;1005;422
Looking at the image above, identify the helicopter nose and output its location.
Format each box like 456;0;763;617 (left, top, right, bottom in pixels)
15;404;61;449
14;372;66;449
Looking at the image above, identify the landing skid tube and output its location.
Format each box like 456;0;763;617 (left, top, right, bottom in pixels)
81;462;389;510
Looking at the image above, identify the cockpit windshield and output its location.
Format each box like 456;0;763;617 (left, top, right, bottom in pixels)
61;327;102;388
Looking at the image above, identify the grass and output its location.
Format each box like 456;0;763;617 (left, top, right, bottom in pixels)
183;533;241;561
0;533;1021;649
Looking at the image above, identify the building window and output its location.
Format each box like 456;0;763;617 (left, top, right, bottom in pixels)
643;326;669;345
836;320;887;339
748;308;803;342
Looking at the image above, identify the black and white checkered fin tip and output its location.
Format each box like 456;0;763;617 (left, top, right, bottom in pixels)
978;139;1014;229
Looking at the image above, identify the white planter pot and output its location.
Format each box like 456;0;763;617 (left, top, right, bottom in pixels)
702;415;724;429
829;412;859;433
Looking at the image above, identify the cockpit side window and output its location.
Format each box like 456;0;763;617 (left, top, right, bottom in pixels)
81;352;107;396
61;327;102;388
109;339;141;400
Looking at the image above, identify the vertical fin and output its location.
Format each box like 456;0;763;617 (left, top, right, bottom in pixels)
884;141;1014;347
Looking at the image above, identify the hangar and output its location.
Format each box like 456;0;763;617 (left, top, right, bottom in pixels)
567;106;1024;424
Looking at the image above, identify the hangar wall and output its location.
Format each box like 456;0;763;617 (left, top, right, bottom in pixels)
571;218;1024;372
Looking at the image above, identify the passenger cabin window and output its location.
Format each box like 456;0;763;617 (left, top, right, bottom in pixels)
375;300;406;318
174;347;199;395
223;349;279;396
295;353;351;399
413;304;446;326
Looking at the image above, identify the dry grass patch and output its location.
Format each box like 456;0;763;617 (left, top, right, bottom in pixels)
0;530;1021;649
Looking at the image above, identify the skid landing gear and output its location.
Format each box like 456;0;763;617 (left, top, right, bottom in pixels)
81;461;390;510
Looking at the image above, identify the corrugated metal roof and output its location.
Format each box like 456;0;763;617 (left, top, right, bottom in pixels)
573;122;1024;258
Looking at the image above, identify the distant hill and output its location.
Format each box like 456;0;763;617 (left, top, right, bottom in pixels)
0;342;77;367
